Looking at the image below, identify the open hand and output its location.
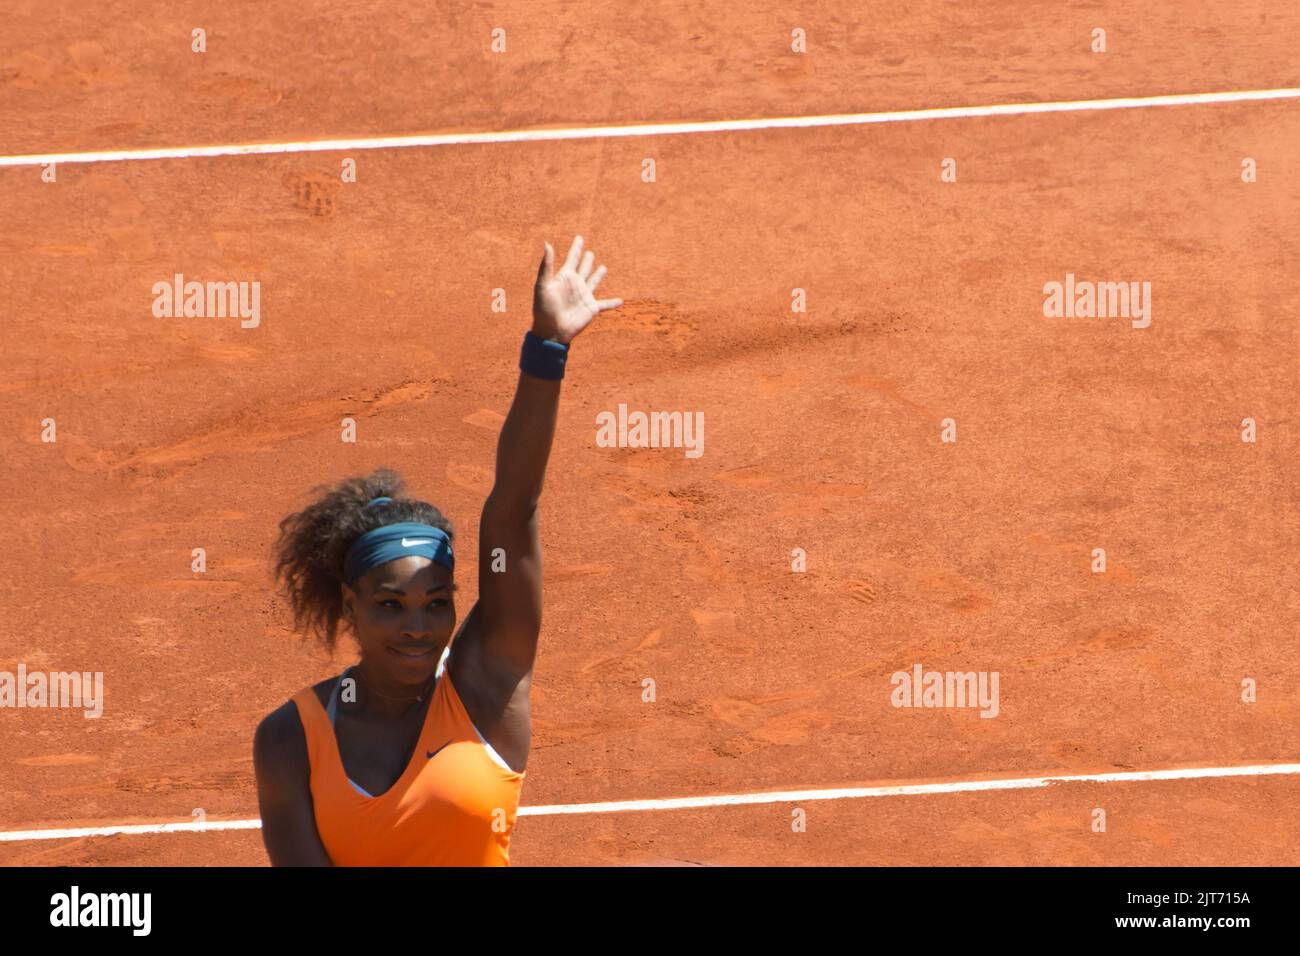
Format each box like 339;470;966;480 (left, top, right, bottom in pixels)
531;236;623;345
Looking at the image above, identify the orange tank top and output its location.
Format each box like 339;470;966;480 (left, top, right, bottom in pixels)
292;663;526;866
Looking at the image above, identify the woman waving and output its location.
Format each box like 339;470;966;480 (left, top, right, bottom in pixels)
253;237;622;865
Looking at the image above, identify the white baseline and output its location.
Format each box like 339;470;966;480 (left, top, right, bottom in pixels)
0;87;1297;169
2;761;1298;843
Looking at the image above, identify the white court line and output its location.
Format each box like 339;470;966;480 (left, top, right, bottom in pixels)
3;761;1298;844
0;87;1297;169
0;819;266;843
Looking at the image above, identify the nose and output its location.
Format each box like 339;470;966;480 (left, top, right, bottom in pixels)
400;610;438;640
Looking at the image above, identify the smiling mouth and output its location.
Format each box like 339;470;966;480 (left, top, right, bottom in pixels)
389;645;437;659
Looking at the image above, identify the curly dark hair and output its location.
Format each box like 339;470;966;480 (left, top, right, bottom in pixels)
273;468;455;652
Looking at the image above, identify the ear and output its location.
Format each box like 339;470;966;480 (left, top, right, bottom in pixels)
341;582;359;620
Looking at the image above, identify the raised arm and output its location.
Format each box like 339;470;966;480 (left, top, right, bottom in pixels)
467;236;622;681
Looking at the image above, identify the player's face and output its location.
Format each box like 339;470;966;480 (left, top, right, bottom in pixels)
344;557;457;686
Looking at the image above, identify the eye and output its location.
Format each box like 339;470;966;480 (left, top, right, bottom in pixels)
428;598;450;609
378;599;402;609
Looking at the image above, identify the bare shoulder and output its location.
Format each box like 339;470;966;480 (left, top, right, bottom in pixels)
255;675;346;765
253;699;307;777
252;691;335;866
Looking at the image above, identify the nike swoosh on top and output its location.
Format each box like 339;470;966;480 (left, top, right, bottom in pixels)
402;538;435;547
426;741;452;760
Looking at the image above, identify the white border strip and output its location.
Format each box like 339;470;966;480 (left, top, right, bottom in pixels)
3;762;1297;843
1;87;1297;169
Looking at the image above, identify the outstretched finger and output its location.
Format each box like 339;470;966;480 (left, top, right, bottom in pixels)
562;235;584;273
588;264;608;291
537;241;555;282
578;250;595;281
595;297;623;312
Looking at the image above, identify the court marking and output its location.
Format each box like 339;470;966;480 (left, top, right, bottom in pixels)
3;761;1297;843
0;86;1296;169
2;83;1296;853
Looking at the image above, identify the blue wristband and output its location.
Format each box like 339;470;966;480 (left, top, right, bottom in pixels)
520;330;569;380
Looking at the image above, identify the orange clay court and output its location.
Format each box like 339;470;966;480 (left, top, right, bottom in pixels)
1;1;1298;866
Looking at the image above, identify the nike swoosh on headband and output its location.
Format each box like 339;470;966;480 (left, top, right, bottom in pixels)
344;522;455;583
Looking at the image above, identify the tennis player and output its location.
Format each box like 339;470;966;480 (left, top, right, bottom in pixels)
253;236;622;865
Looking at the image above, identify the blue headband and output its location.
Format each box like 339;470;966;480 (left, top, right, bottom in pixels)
344;521;454;584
